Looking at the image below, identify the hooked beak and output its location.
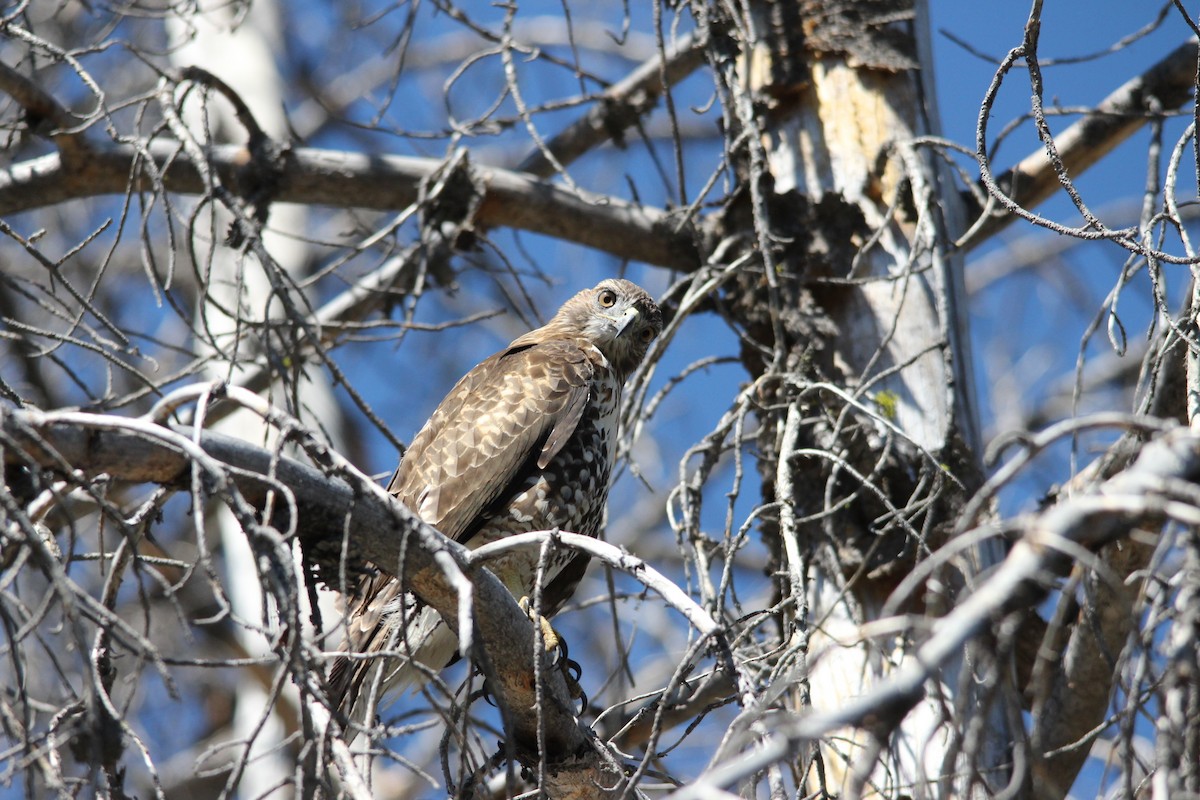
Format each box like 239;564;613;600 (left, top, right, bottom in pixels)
610;306;640;337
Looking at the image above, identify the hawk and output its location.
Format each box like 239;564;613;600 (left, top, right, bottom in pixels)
329;278;663;726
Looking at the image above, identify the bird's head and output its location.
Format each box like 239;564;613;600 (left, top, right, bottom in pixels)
552;278;663;376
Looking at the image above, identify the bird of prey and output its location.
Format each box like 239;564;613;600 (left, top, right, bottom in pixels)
329;278;663;727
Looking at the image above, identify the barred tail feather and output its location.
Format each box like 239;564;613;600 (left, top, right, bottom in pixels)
328;603;460;733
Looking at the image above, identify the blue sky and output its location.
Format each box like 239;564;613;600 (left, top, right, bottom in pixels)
3;2;1194;796
303;4;1190;794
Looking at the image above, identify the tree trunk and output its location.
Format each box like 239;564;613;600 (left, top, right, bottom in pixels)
717;0;1010;795
166;3;346;796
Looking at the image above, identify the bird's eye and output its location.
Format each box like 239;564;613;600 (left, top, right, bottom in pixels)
598;289;617;308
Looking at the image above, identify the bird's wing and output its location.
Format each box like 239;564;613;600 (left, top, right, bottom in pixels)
329;339;594;714
387;338;594;542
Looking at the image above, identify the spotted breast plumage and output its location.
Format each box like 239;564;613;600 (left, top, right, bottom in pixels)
329;279;663;727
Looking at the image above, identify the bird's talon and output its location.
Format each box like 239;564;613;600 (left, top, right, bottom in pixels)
559;657;586;709
517;595;563;654
517;596;586;709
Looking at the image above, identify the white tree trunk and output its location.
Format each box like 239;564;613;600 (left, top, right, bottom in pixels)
746;1;1008;795
166;4;345;797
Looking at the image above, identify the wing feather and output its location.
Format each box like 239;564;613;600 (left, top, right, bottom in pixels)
538;382;589;469
331;339;594;714
387;339;594;541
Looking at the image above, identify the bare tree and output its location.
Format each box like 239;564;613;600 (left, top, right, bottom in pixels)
1;1;1198;798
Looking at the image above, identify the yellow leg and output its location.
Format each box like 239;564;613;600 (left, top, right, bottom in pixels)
517;595;562;653
517;596;585;706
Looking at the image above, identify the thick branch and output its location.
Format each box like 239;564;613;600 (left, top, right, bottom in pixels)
963;39;1198;251
0;61;89;163
0;142;699;271
515;31;707;177
0;406;613;786
1027;534;1153;800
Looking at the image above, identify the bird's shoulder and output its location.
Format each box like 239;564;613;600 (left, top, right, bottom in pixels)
488;335;611;382
418;337;601;433
386;336;607;533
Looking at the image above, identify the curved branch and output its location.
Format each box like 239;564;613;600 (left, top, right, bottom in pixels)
0;141;700;271
468;530;721;636
0;404;618;790
963;39;1198;251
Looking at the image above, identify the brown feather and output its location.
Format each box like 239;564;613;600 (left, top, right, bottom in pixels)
388;340;593;541
329;279;662;723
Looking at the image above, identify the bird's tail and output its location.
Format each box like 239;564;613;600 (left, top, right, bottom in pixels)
328;599;460;734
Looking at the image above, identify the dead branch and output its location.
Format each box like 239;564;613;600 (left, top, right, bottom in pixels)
0;141;699;271
0;403;618;792
515;31;707;177
468;531;721;637
965;39;1198;251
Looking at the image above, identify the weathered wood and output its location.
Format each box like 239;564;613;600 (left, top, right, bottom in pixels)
720;0;1007;795
0;407;615;794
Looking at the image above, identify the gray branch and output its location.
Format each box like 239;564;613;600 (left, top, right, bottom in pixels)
0;141;699;272
674;425;1200;798
0;404;623;795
